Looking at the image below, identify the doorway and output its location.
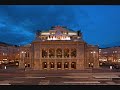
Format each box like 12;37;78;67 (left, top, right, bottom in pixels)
50;62;54;69
71;62;76;69
57;62;62;69
64;62;69;69
42;62;47;69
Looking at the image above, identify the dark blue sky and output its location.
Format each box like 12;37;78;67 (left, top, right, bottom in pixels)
0;5;120;48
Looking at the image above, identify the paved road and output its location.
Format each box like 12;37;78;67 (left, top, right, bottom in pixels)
0;67;120;85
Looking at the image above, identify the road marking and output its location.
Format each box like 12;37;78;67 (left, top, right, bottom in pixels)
38;80;50;85
0;80;11;85
10;81;24;83
0;84;11;85
93;75;120;78
63;81;100;84
46;76;64;78
15;77;45;79
106;82;116;85
62;76;89;78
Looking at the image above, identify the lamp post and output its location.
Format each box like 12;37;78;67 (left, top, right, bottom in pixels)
90;51;96;78
90;51;96;68
21;51;26;68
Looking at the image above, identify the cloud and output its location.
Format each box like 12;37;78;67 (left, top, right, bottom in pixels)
0;5;120;47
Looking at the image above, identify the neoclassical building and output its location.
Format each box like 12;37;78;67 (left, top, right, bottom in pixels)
19;26;99;70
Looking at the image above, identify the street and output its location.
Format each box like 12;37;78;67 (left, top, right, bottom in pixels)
0;67;120;85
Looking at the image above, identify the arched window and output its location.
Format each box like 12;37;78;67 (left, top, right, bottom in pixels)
49;49;55;58
50;62;54;69
56;48;62;58
64;49;69;58
42;62;47;69
57;62;62;69
71;62;76;69
64;62;69;69
42;49;48;58
71;48;77;58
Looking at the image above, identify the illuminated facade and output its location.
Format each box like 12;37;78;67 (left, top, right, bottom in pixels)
19;26;99;70
99;47;120;63
0;43;20;64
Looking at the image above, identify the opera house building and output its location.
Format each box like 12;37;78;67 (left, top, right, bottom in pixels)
19;26;99;70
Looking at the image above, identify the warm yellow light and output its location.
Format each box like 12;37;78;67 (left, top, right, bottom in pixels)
93;51;96;53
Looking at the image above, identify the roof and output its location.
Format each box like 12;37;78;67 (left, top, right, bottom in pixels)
0;41;12;46
40;26;76;33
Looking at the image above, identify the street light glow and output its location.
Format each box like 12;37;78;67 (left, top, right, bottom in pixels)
93;51;96;53
21;51;26;53
91;51;96;53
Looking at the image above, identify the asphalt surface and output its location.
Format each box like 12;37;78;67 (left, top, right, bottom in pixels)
0;66;120;85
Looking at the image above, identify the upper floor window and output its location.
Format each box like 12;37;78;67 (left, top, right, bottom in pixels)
56;48;62;58
49;49;55;58
42;49;48;58
64;48;69;58
71;49;77;58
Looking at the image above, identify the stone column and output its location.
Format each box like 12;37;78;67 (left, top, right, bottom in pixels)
69;61;71;70
55;61;57;70
47;60;50;70
62;60;64;70
39;47;42;70
62;49;64;70
54;49;57;70
69;49;71;70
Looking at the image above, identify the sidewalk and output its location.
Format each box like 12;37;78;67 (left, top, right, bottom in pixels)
0;67;120;74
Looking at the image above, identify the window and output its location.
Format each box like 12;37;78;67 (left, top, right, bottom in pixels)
71;49;77;58
49;49;55;58
56;48;62;58
50;62;54;68
57;62;62;68
64;49;69;58
64;62;69;68
42;62;47;69
71;62;76;69
42;49;48;58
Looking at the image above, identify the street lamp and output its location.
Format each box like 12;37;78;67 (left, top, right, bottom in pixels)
21;51;26;68
90;51;96;68
89;51;96;78
90;51;96;77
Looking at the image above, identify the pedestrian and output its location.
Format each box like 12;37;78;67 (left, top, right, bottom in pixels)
110;65;112;70
4;65;6;69
89;63;91;67
91;63;93;68
24;64;27;71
